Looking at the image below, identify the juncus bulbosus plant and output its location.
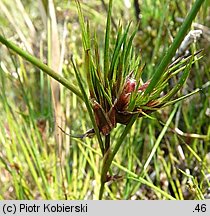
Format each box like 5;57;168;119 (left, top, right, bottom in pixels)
72;0;204;199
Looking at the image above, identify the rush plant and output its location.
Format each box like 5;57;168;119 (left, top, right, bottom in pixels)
72;0;204;199
0;0;205;200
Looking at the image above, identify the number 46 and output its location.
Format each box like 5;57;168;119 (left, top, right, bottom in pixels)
194;204;206;212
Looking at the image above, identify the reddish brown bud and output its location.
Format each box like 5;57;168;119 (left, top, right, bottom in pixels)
91;78;152;135
92;100;113;135
115;78;137;111
124;78;136;93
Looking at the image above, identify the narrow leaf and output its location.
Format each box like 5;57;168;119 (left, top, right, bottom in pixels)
104;0;113;87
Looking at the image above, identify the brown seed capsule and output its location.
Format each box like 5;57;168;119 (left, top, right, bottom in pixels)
116;78;136;111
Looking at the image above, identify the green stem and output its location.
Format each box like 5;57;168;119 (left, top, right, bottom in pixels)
99;180;105;200
99;114;138;199
145;0;205;95
0;34;83;100
105;134;110;152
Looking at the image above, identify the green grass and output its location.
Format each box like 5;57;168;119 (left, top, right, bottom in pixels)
0;0;209;200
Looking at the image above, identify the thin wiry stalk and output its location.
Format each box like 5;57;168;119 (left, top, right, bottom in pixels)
145;0;205;95
0;34;83;100
99;114;138;199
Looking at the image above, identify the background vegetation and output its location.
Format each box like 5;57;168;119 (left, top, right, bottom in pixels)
0;0;209;199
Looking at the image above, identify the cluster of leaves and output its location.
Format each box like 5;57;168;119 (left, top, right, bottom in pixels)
72;0;201;154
